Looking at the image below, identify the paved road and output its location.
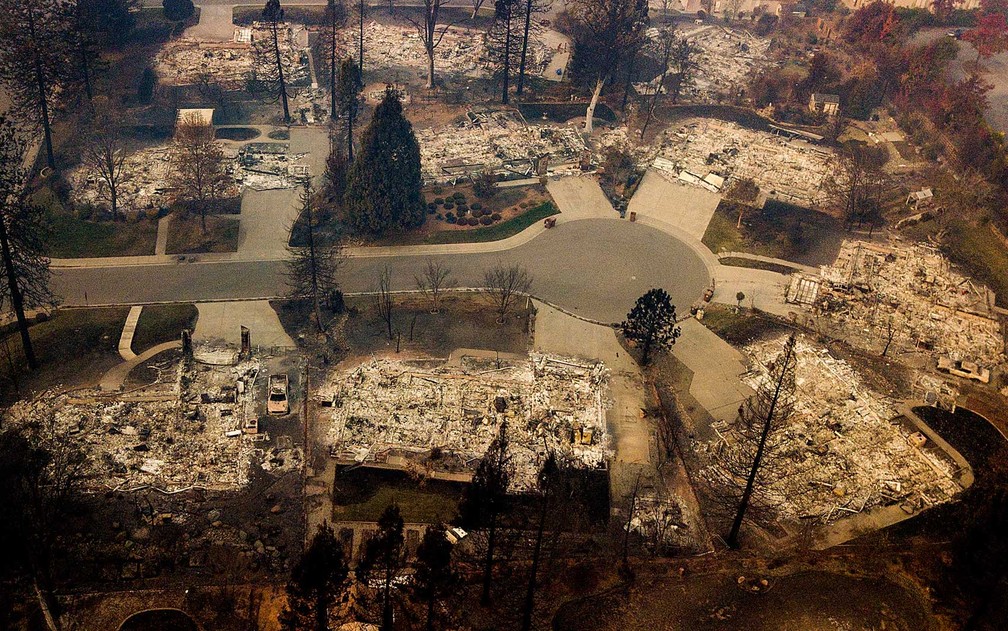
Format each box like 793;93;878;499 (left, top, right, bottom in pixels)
53;219;711;324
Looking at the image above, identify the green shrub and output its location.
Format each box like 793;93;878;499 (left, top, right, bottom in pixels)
432;185;443;194
436;213;444;220
480;215;493;225
453;192;465;201
471;202;482;211
427;203;437;212
491;212;502;221
433;197;444;205
468;217;479;226
443;201;454;210
445;212;455;221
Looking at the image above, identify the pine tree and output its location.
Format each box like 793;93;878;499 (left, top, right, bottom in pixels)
457;421;511;605
358;504;406;631
260;0;292;123
343;87;423;236
287;183;347;333
335;58;362;162
0;0;74;170
412;524;457;631
621;288;681;365
280;523;350;631
0;116;56;371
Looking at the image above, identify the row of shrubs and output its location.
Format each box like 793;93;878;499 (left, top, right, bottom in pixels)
435;211;503;226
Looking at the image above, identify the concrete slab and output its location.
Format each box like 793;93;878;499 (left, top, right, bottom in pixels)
546;175;617;223
194;300;295;349
671;318;754;431
182;5;235;42
627;169;721;242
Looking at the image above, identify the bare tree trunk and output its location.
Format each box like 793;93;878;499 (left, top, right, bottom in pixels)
78;41;93;102
359;0;365;74
330;20;338;119
621;51;637;111
726;340;796;548
0;214;37;369
516;0;533;95
304;187;324;332
585;77;604;134
521;472;550;631
502;3;512;105
481;512;498;605
28;8;55;170
271;20;291;122
34;578;59;631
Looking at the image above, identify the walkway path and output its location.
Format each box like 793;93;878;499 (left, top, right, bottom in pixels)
100;341;181;392
117;306;143;361
155;215;172;256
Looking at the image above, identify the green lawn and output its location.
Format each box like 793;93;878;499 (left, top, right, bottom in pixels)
701;200;845;267
719;256;800;275
46;212;159;258
166;214;240;254
699;303;790;347
941;219;1008;308
332;467;463;523
421;201;559;245
0;307;129;400
131;304;199;353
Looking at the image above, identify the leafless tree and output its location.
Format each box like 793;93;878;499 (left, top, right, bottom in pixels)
168;114;232;233
882;313;897;357
516;0;551;95
822;142;889;230
321;0;348;119
725;334;797;548
376;265;395;340
286;183;347;333
83;112;128;221
640;24;676;139
668;35;700;105
408;0;460;89
724;0;744;20
482;262;532;322
256;0;293;122
414;258;453;313
485;0;523;104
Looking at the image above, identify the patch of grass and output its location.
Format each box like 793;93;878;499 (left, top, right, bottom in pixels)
333;467;463;523
166;214;240;254
132;304;198;353
941;219;1008;308
701;200;845;267
699;303;789;346
0;307;130;400
422;201;558;245
719;256;800;275
46;211;158;258
234;5;325;25
215;127;261;141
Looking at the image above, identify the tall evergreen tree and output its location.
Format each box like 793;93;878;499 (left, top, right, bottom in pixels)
0;116;56;371
343;87;423;236
0;0;74;170
412;524;457;631
261;0;292;123
358;504;406;631
280;523;350;631
457;421;512;606
621;288;681;365
335;57;362;162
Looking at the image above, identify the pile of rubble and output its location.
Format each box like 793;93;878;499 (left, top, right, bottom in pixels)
67;138;307;213
66;146;175;215
3;355;268;492
333;20;554;79
700;335;962;524
321;354;611;491
681;25;772;102
155;24;309;88
790;240;1005;368
418;107;586;182
652;119;832;206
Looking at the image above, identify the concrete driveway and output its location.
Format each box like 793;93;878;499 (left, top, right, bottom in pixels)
628;169;721;242
545;175;618;223
237;188;300;258
183;5;235;42
194;300;295;349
